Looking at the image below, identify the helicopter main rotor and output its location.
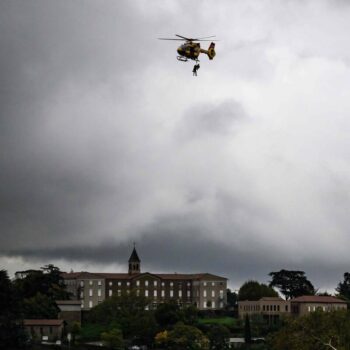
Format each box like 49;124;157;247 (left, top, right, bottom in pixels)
158;34;218;42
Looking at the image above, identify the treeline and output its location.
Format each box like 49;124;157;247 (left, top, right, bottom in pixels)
0;265;69;349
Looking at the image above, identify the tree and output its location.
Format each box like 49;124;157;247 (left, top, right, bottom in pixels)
226;289;238;307
269;270;315;300
101;328;124;350
244;315;252;345
238;281;278;301
336;272;350;301
22;292;59;319
167;323;209;350
206;324;230;350
268;309;350;350
0;270;28;349
155;301;181;327
88;292;157;345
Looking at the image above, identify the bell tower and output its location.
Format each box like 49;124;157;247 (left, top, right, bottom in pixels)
128;243;141;274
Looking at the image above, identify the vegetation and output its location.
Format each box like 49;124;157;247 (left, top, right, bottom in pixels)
155;323;209;350
336;272;350;302
101;328;124;350
198;317;236;327
238;280;278;301
268;309;350;350
269;270;315;300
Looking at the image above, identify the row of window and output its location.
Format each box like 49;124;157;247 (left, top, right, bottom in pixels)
203;290;224;298
107;289;192;298
79;279;224;288
203;301;224;308
241;304;289;312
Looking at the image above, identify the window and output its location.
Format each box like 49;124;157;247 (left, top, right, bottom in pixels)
203;282;207;286
127;281;130;286
98;280;102;286
81;301;84;308
212;282;215;286
170;282;173;287
118;281;122;286
80;291;84;299
145;290;149;297
161;282;165;287
203;290;207;297
109;290;113;297
89;280;93;286
219;290;224;298
179;290;182;297
136;290;140;296
220;301;223;308
212;290;215;297
89;300;93;308
89;289;93;297
154;290;157;297
145;280;149;286
136;280;140;287
187;290;191;297
285;305;288;312
277;305;280;311
80;281;84;287
212;301;215;308
203;301;207;308
187;282;191;287
154;281;157;287
109;281;113;286
118;290;121;296
170;290;174;297
263;305;266;311
98;289;101;297
308;306;311;312
161;290;165;297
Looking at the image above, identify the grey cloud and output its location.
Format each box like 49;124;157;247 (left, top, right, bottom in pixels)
177;100;247;140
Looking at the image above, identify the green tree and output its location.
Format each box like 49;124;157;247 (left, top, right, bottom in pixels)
88;292;157;345
226;289;238;307
101;328;124;350
269;270;315;300
167;323;209;350
206;324;230;350
155;301;181;327
0;270;28;349
268;309;350;350
244;315;252;345
180;304;199;325
336;273;350;301
238;281;278;301
22;292;59;319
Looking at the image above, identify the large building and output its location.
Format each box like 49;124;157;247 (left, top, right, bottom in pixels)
62;246;228;311
238;295;347;321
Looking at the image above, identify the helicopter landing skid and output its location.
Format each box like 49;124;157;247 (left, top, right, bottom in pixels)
177;56;188;62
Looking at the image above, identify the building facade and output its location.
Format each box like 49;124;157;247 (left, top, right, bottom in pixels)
62;247;227;311
238;297;290;323
238;295;347;320
290;296;347;316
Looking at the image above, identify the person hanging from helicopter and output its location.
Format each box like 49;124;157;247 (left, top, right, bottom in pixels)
192;63;200;76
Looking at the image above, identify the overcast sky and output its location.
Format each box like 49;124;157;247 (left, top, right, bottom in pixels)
1;0;350;291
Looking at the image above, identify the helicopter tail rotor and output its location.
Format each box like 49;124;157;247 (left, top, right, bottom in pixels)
200;42;216;60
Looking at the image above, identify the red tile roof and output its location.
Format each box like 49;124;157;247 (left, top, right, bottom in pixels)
24;319;64;326
62;271;227;281
291;296;346;304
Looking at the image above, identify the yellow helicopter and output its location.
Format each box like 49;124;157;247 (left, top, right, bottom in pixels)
158;34;217;62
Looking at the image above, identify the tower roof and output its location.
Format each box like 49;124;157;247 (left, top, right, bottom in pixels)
128;247;140;262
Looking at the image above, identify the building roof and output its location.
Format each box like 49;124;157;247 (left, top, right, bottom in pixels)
55;300;82;305
260;297;285;301
128;247;140;262
291;296;347;304
24;319;64;326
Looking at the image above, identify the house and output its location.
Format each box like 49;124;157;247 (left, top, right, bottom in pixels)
62;246;228;311
56;300;82;325
238;297;290;324
24;319;64;342
290;295;347;316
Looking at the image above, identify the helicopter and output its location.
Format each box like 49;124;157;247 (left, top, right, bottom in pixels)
158;34;217;63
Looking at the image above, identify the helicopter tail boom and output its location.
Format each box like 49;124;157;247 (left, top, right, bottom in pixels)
200;42;216;60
